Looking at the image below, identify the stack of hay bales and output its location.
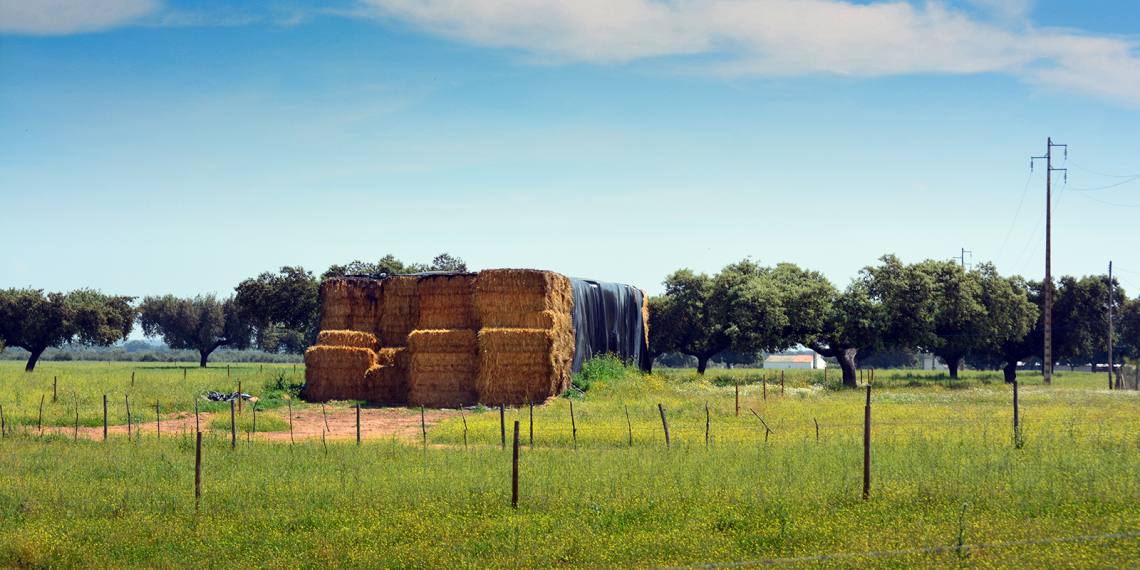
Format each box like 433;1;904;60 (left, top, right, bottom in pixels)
474;269;575;407
407;275;479;408
302;330;379;402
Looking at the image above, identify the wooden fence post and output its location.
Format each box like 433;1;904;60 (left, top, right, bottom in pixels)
126;396;131;441
500;406;506;449
131;371;135;387
658;403;670;449
512;420;520;509
252;406;258;442
863;385;871;500
705;402;710;446
749;408;774;442
54;377;58;403
103;395;108;440
1013;380;1019;441
735;381;739;416
238;381;242;415
194;431;203;511
230;401;236;449
625;405;633;446
74;406;78;442
814;417;819;443
529;404;534;446
356;403;361;446
570;400;577;448
288;400;294;445
781;371;785;395
195;399;200;433
0;404;5;437
322;403;330;433
227;365;230;377
184;367;187;380
38;395;44;431
156;399;161;438
461;409;468;450
420;407;426;446
763;376;767;400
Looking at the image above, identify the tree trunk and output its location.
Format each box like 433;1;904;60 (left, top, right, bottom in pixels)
1003;361;1017;384
199;350;211;368
25;347;46;372
808;342;858;388
946;355;962;379
697;355;711;375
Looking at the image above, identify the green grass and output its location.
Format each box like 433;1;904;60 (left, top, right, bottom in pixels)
1;361;1138;568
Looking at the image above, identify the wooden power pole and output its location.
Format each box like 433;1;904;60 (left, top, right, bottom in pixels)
1108;261;1114;389
1032;138;1066;386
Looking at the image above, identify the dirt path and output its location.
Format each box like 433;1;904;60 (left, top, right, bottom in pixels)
36;406;460;444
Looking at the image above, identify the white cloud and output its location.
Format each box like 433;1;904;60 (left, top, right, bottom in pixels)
0;0;159;34
358;0;1140;105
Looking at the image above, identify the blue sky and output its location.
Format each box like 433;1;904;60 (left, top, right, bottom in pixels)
2;0;1139;309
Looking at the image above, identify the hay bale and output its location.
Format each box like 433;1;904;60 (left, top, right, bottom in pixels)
318;278;383;333
473;269;573;324
301;345;376;402
378;276;419;347
317;330;381;352
640;288;650;351
365;364;409;404
417;274;476;330
476;328;574;407
407;329;478;408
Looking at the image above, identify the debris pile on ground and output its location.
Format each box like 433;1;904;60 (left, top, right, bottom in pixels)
205;391;252;402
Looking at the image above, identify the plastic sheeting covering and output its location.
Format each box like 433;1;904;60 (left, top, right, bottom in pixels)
569;278;651;374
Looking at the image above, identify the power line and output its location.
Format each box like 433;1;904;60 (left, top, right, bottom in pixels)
1066;188;1140;208
994;171;1035;264
1066;159;1139;178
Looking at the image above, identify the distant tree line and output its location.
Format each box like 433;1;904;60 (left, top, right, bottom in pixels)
649;255;1140;386
0;253;466;371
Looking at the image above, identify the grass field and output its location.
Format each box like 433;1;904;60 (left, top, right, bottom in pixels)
1;361;1138;568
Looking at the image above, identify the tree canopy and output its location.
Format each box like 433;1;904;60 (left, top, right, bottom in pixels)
234;266;320;354
138;294;251;367
0;288;136;371
321;253;469;280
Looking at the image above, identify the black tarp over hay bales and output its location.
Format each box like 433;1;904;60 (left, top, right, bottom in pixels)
567;278;652;374
301;270;649;407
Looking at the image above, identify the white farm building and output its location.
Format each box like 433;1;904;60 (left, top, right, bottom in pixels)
764;353;826;370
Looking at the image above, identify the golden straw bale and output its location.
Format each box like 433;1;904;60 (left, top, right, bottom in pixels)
317;330;381;352
319;277;383;333
365;364;409;404
376;347;410;369
411;352;478;374
378;276;420;346
407;329;478;352
407;372;478;408
475;328;574;407
417;274;476;330
301;345;377;402
640;288;650;350
473;269;573;318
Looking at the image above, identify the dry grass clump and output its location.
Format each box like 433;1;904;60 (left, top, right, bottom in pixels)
407;329;478;408
318;278;382;332
316;330;381;352
378;276;419;347
301;345;377;402
417;274;477;330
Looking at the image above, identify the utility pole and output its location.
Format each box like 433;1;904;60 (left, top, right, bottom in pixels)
1108;261;1114;389
960;248;972;270
1031;138;1066;386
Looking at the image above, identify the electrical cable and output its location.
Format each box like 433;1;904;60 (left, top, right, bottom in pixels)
994;171;1035;264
